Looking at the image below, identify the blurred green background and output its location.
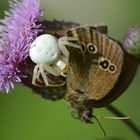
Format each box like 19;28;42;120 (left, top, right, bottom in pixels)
0;0;140;140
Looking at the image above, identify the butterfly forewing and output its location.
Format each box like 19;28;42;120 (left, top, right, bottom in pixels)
66;26;124;101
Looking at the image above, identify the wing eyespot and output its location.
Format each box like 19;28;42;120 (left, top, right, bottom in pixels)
98;58;110;71
98;57;117;73
87;43;98;54
108;63;116;73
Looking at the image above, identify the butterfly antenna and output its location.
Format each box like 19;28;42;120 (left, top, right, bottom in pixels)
99;116;130;120
92;115;106;137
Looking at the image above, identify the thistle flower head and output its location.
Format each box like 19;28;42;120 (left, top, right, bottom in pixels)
0;0;43;93
123;26;140;58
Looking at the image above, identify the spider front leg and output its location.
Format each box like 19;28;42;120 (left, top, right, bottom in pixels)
32;64;42;86
40;64;65;87
58;37;85;59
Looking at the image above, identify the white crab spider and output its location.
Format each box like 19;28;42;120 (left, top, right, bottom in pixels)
29;34;83;87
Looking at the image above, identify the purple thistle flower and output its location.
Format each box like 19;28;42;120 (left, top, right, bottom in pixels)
0;0;43;93
123;26;140;58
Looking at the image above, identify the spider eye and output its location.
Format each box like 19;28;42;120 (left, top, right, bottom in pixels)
87;43;98;54
108;64;116;73
99;59;109;70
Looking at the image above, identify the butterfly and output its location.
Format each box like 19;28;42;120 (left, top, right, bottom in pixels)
64;25;138;123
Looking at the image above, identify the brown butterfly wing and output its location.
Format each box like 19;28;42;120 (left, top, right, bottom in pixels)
66;26;124;100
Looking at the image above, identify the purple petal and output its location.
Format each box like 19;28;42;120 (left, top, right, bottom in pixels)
0;0;43;93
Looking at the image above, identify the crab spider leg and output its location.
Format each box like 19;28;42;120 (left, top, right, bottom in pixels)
40;64;65;87
58;36;85;59
58;42;69;59
39;64;49;86
60;55;69;68
43;64;61;76
61;56;68;76
59;37;82;52
32;64;40;85
36;67;41;79
59;41;85;59
59;37;79;42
